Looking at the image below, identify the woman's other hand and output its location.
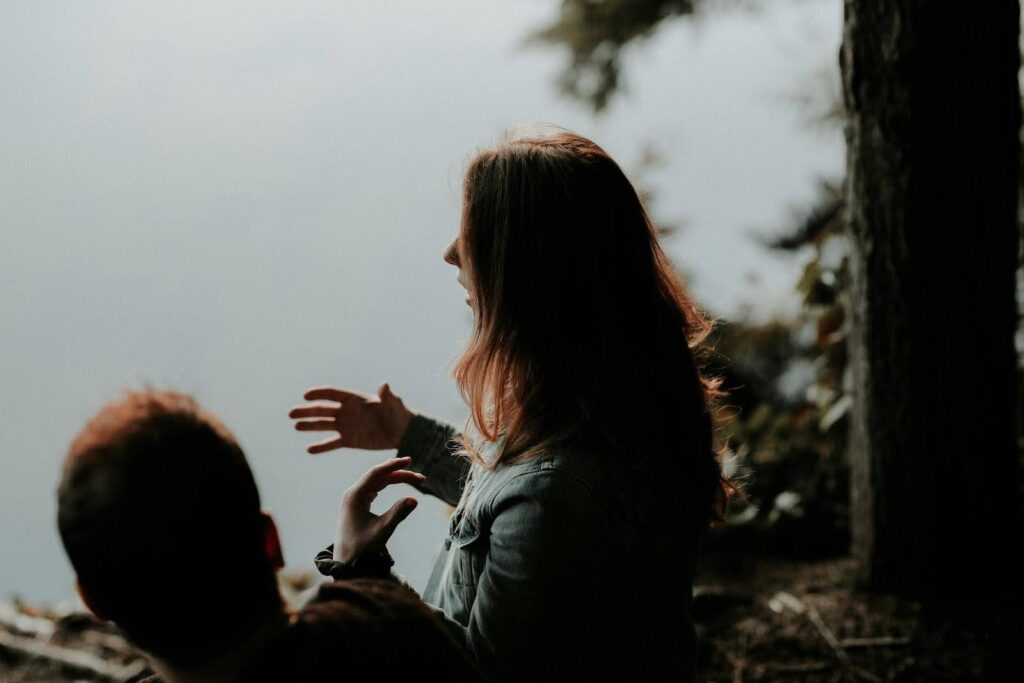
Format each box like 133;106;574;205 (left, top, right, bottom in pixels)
288;383;414;454
335;457;423;562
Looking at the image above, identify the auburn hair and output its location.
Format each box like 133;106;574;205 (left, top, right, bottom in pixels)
451;127;733;524
57;390;279;664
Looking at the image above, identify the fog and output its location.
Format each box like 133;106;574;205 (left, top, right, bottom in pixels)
0;0;842;602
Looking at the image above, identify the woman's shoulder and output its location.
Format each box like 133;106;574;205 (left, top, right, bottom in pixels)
483;440;635;513
467;443;639;565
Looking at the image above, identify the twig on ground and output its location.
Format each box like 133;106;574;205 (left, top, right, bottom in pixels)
0;602;56;639
804;600;852;669
840;636;911;649
853;667;885;683
713;638;747;683
0;629;145;682
769;591;886;683
768;660;831;673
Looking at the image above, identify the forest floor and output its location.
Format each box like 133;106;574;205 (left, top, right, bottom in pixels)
1;554;1019;682
693;553;1020;682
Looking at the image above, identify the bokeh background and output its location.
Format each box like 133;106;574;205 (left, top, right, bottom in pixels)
1;0;844;604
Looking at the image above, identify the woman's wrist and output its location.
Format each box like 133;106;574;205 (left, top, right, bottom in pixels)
390;406;415;449
316;544;395;580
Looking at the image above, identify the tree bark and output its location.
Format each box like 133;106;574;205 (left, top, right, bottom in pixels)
841;1;1022;599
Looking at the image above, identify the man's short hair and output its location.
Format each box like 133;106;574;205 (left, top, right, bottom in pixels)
57;390;280;664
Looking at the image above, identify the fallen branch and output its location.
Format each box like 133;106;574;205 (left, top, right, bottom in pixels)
0;629;146;682
768;591;886;683
804;600;852;669
839;636;911;649
711;638;747;683
0;601;55;639
768;660;831;673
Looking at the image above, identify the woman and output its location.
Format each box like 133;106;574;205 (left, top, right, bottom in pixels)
288;128;731;681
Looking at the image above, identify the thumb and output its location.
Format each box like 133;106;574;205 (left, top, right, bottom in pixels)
377;497;418;540
378;382;395;402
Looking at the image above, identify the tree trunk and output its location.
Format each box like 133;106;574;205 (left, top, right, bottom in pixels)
841;1;1022;599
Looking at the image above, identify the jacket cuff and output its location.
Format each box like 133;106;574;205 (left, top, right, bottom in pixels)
397;414;458;474
315;544;395;581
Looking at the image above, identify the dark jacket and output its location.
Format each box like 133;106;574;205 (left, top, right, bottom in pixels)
129;578;481;682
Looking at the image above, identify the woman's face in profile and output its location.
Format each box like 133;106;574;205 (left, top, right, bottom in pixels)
443;234;474;310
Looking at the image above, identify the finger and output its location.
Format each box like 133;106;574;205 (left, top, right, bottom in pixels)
378;470;427;489
304;387;361;402
307;436;344;454
376;497;418;540
288;405;339;419
353;457;413;491
347;469;424;506
294;420;338;432
378;382;394;401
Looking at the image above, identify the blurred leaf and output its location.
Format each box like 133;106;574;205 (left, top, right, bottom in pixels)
746;403;774;432
816;303;845;347
804;279;837;306
528;0;702;111
769;491;804;523
796;261;821;296
762;183;844;251
819;395;852;432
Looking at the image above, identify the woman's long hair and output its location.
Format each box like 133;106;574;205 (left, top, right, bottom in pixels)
452;127;732;525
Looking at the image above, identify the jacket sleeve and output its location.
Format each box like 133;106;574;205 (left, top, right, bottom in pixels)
397;414;470;507
313;545;482;658
314;468;612;681
455;467;612;682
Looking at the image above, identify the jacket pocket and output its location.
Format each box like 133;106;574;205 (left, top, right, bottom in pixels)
447;512;483;588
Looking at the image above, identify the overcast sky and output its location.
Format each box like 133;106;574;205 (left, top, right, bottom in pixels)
0;0;843;602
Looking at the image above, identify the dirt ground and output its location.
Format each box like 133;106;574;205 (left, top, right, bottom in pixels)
2;555;1019;681
693;553;1021;682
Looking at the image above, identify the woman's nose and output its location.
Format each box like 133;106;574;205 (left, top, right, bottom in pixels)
443;239;460;267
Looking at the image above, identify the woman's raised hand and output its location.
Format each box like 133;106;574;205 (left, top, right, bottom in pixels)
334;456;424;562
288;383;415;454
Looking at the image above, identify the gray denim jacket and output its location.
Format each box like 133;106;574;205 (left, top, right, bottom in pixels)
397;414;699;682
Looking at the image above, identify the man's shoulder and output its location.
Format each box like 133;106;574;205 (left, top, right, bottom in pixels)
290;577;447;637
303;578;456;628
239;579;480;680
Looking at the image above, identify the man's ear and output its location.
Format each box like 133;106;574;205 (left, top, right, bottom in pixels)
75;580;110;621
260;511;285;571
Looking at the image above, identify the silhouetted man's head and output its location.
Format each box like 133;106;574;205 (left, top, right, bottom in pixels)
57;390;284;665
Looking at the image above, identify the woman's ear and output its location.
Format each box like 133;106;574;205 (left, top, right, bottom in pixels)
260;511;285;571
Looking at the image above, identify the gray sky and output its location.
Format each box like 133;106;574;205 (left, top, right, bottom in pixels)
0;0;842;602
